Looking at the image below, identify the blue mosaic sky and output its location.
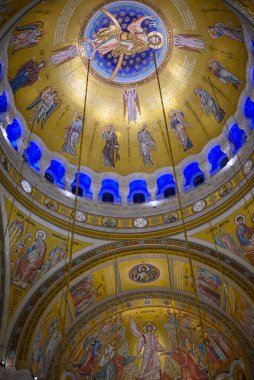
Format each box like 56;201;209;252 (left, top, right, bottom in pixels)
83;1;168;84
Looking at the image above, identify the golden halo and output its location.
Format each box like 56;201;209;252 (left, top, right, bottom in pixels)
35;229;47;240
142;322;156;333
139;122;148;130
169;109;178;118
148;31;164;49
105;124;117;131
234;214;246;225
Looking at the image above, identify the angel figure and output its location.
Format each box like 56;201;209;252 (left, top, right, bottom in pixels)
207;59;241;89
130;317;166;380
174;34;206;53
27;86;62;129
8;21;44;54
208;22;244;42
50;45;79;67
123;88;141;123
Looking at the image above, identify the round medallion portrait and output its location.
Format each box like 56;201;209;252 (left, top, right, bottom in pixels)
79;0;172;86
129;263;160;283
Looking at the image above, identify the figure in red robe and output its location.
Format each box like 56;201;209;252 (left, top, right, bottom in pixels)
168;350;207;380
10;59;46;94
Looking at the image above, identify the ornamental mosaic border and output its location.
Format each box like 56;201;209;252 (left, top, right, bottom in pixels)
0;145;254;239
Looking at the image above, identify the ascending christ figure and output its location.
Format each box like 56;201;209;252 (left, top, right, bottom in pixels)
84;13;163;59
130;317;166;380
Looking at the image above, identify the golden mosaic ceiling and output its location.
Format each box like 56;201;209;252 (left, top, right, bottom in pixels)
7;0;248;175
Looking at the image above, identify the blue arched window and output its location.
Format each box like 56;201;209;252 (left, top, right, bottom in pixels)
127;179;150;204
98;179;121;204
45;160;65;188
208;145;228;175
244;97;254;130
228;123;247;156
156;173;176;200
71;172;92;199
6;118;22;151
23;141;42;171
183;162;205;191
0;91;8;114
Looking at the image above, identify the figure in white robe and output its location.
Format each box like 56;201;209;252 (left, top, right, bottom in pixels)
174;34;206;53
130;317;165;380
123;88;141;123
50;45;79;66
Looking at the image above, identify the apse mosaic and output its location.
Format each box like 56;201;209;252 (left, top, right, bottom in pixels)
31;299;251;379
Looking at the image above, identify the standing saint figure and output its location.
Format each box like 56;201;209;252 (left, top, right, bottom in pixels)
208;22;244;42
174;34;206;53
102;124;120;169
207;59;241;89
130;317;165;380
195;87;225;124
61;113;83;158
138;123;156;166
169;110;193;152
123;88;141;123
10;59;46;94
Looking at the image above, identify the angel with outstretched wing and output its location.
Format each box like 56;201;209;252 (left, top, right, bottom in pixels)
27;86;62;129
174;34;206;53
123;88;140;123
130;317;165;380
9;21;44;54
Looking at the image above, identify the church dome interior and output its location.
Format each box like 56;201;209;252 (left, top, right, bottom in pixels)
0;0;254;379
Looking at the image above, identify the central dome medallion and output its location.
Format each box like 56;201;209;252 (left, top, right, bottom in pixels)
79;0;172;86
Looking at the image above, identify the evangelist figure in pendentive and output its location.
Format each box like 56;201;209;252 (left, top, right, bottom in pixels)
12;229;47;288
61;113;83;158
207;59;241;89
123;88;141;123
235;214;254;264
130;317;166;380
102;124;120;169
195;87;225;124
169;110;193;152
138;123;156;166
8;21;44;54
85;13;163;60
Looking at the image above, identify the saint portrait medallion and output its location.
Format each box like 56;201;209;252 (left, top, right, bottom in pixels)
129;263;160;283
79;0;172;86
